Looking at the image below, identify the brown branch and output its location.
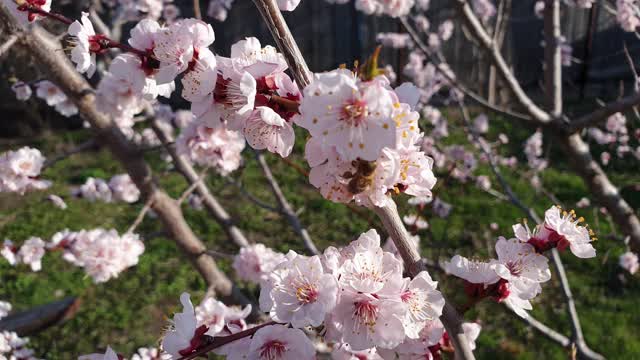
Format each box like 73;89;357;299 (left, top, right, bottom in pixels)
0;297;80;335
126;197;155;234
251;0;312;88
569;92;640;132
0;34;17;57
193;0;202;20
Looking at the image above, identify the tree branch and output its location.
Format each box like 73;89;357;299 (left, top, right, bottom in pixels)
569;92;640;132
150;118;251;248
251;0;312;88
255;151;320;256
543;0;562;117
454;0;552;123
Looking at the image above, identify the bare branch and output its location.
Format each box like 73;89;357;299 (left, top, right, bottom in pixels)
193;0;202;19
42;139;97;169
177;167;210;205
543;0;562;117
0;297;79;335
251;0;312;87
126;197;155;234
255;151;320;256
225;176;281;213
569;92;640;132
0;34;17;57
150;118;251;248
454;0;552;123
399;17;533;123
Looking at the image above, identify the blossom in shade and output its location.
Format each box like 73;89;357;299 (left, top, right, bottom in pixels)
243;107;295;158
377;320;444;359
1;240;18;265
513;206;596;258
277;0;301;11
162;293;208;358
11;82;32;101
403;214;429;230
619;251;639;274
131;347;170;360
68;12;98;77
78;177;113;202
260;252;339;328
35;80;67;106
232;243;286;284
0;301;11;320
196;296;252;336
247;325;315;360
109;174;140;203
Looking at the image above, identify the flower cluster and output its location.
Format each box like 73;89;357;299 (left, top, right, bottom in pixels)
232;243;287;283
49;228;145;283
354;0;415;17
73;174;141;203
0;301;10;320
34;81;78;117
2;229;144;283
0;147;50;194
155;229;451;359
446;206;596;318
297;71;436;208
0;331;41;360
617;0;640;32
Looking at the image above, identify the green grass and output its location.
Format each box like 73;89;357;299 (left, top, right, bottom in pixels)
0;115;638;359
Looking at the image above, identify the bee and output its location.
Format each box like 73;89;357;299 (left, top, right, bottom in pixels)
342;159;377;194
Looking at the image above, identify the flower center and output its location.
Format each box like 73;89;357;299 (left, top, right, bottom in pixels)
353;300;378;327
341;99;368;126
259;340;287;360
295;283;319;304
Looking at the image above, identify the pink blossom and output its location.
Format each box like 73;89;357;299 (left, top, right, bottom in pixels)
196;297;251;336
176;120;245;175
109;174;141;203
513;206;596;258
260;252;338;328
277;0;301;11
68;12;98;77
331;343;383;360
243;107;295;157
399;272;445;339
11;82;32;101
79;346;120;360
492;237;551;300
78;177;113;202
619;251;639;274
247;324;315;360
17;237;46;272
232;243;286;284
162;293;204;358
35;81;66;106
297;69;397;161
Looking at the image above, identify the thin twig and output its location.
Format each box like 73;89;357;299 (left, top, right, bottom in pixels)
225;176;280;213
126;197;155;234
255;151;320;256
457;100;605;360
43;139;97;169
177;167;210;205
0;34;17;57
